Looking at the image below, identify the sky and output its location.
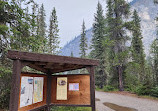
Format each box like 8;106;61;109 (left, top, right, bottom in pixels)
34;0;133;47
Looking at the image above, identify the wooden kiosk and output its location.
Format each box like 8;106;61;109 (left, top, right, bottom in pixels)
7;50;98;111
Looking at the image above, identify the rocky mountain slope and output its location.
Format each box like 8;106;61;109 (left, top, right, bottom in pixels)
60;0;157;57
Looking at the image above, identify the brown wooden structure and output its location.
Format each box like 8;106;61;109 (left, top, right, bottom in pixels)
7;50;99;111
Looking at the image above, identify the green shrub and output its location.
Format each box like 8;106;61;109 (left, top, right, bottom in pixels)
135;84;152;96
151;87;158;97
103;85;117;92
0;66;12;109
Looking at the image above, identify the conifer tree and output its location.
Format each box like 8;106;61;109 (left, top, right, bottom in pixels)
106;0;131;91
79;20;87;58
91;2;106;88
48;7;60;54
151;39;158;85
37;4;47;53
153;0;158;85
131;10;146;82
71;51;74;57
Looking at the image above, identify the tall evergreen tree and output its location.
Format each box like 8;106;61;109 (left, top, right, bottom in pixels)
91;2;106;88
151;39;158;85
131;10;146;82
106;0;131;91
79;20;87;58
48;7;60;54
153;0;158;85
37;4;47;52
70;51;74;57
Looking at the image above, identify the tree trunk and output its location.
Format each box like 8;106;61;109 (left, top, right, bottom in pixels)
118;65;124;91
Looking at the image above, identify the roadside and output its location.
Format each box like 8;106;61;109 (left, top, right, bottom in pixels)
95;91;158;111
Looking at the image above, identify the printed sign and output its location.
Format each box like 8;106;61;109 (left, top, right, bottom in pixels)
20;77;33;107
20;76;44;108
56;77;67;100
33;77;44;103
69;83;79;91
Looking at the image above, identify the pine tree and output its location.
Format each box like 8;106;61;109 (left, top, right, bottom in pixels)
151;39;158;85
48;7;60;54
71;51;74;57
91;2;106;89
37;4;47;53
79;20;87;58
106;0;131;91
131;10;146;82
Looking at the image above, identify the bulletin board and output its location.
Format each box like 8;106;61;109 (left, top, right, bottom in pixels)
18;73;47;111
51;74;90;105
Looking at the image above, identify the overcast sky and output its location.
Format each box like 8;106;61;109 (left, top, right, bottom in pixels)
34;0;133;47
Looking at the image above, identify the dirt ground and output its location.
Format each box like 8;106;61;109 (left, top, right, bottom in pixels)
95;91;158;111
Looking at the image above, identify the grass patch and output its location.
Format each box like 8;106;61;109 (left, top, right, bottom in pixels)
51;106;91;111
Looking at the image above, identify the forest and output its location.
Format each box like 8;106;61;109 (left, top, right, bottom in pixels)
0;0;158;110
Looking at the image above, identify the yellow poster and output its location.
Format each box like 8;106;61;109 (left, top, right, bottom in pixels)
56;77;67;100
33;77;44;103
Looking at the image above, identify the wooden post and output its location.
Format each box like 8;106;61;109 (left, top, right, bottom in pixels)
87;66;96;111
46;72;52;111
9;60;22;111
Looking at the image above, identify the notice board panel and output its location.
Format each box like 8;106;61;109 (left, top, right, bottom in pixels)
51;74;90;105
18;73;47;111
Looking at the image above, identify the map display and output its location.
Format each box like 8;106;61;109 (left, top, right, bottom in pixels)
56;77;67;100
20;76;44;108
20;77;33;107
69;83;79;91
33;77;44;103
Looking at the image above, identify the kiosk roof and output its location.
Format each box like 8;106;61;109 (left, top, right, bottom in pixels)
7;50;99;73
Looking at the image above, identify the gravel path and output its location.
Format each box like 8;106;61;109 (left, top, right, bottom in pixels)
95;91;158;111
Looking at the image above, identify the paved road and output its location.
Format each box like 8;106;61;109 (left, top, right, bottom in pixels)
95;91;158;111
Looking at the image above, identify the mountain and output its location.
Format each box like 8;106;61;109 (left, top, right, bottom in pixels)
60;0;157;57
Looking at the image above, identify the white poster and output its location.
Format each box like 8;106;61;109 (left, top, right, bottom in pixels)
56;77;67;100
20;77;33;107
69;83;79;91
33;77;44;103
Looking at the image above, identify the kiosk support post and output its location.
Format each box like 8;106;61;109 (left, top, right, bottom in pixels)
46;72;52;111
87;66;96;111
9;60;22;111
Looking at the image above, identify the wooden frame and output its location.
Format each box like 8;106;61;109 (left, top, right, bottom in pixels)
7;50;98;111
51;74;90;105
18;73;47;111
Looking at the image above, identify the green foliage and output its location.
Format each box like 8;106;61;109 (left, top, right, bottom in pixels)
150;39;158;85
48;7;60;54
0;0;62;110
103;85;117;92
150;87;158;97
36;4;47;53
0;66;12;109
79;20;88;58
131;10;146;82
124;62;140;92
135;84;150;96
91;2;107;89
51;106;91;111
105;0;131;91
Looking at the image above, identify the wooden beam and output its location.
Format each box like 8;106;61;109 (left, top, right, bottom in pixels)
7;50;99;66
28;63;48;73
34;62;47;66
9;60;22;111
46;72;52;111
86;66;96;111
44;63;54;69
51;65;85;73
29;105;47;111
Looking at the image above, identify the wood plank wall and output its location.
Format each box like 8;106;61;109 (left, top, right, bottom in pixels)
51;75;90;105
